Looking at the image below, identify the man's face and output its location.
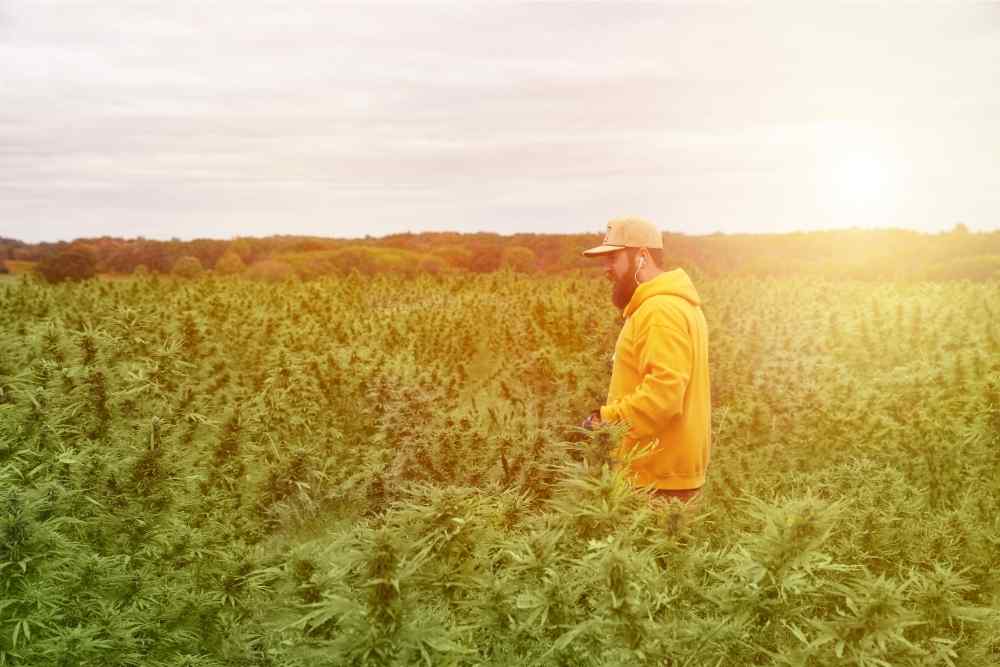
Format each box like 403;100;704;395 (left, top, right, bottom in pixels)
602;249;638;309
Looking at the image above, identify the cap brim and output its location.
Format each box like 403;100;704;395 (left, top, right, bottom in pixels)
582;244;624;257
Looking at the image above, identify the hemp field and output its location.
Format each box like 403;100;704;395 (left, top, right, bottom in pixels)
2;273;999;665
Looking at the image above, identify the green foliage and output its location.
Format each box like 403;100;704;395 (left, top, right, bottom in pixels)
1;273;999;664
13;229;1000;280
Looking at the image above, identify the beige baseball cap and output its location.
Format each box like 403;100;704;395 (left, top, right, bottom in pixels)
582;217;663;257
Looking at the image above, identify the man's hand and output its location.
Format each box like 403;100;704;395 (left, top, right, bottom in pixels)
581;410;602;431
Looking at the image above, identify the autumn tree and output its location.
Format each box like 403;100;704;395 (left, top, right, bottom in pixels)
501;245;537;273
172;255;204;279
433;246;472;271
230;238;253;262
418;254;448;274
214;250;246;275
468;244;503;273
36;247;98;283
247;259;294;282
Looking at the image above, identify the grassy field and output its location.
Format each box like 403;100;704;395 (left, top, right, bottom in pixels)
2;273;999;665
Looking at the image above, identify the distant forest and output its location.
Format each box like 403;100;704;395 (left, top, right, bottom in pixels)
3;225;1000;282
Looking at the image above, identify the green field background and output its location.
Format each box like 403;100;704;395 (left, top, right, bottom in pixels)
2;273;999;665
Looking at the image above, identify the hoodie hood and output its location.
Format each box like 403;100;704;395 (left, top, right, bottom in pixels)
623;268;701;319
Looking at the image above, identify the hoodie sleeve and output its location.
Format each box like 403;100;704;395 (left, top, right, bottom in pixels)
599;305;692;439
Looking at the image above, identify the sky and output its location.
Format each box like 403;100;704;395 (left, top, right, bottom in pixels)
2;1;999;243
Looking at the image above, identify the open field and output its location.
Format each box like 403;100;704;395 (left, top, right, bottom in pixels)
2;273;999;665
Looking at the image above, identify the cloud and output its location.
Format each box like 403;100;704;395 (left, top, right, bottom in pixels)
2;2;999;242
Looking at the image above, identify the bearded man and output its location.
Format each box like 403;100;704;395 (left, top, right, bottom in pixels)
581;217;712;503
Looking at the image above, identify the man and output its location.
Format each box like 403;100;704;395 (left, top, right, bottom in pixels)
581;217;711;503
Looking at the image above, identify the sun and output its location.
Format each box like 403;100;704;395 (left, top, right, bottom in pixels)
814;131;907;228
831;153;890;204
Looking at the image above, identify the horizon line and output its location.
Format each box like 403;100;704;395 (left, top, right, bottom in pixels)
6;224;992;246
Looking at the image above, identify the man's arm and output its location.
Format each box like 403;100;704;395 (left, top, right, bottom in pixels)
599;310;692;440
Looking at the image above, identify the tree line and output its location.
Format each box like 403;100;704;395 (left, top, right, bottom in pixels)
2;225;999;282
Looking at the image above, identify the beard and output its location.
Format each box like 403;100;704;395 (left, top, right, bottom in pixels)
611;260;638;310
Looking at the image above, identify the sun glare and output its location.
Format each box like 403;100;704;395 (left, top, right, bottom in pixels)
815;129;907;228
832;153;889;203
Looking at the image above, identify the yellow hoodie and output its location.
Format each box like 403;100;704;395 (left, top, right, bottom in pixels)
599;268;711;490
